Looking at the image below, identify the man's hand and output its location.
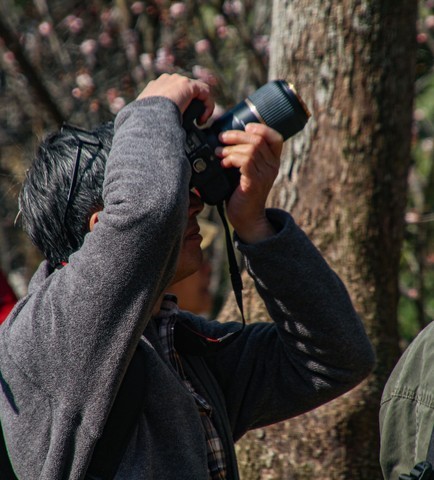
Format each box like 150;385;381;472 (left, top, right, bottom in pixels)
136;73;214;125
216;123;283;244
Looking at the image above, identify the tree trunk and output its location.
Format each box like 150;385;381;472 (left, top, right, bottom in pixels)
219;1;418;478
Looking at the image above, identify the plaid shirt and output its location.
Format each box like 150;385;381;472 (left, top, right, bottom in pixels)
156;295;227;480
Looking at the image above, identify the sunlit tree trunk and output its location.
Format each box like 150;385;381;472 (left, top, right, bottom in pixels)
220;1;418;478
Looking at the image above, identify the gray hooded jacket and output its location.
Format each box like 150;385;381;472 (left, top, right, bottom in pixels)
0;97;375;479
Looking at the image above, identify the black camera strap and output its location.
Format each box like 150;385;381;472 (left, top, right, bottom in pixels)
216;202;246;328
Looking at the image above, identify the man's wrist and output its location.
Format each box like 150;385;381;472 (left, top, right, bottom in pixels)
235;216;276;244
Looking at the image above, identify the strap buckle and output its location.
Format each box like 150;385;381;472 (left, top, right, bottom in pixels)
399;461;434;480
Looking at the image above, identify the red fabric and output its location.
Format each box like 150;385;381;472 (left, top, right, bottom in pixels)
0;270;17;324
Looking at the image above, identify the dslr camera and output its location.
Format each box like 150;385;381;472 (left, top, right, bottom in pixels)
183;80;311;205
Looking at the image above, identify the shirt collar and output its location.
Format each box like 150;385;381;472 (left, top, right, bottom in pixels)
154;293;179;319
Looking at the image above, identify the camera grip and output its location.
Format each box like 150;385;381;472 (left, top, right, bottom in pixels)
182;99;206;130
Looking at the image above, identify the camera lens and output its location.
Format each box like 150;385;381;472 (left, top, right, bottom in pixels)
247;80;311;140
184;79;311;205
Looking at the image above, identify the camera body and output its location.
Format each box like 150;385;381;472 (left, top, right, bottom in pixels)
183;80;311;205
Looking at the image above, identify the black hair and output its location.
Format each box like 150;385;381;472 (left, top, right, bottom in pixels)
19;122;114;266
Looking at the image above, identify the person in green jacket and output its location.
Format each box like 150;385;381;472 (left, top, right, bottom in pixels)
380;324;434;479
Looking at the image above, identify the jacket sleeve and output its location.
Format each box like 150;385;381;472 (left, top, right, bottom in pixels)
0;97;190;432
380;323;434;479
202;208;375;440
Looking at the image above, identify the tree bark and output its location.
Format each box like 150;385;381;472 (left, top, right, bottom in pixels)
219;1;418;478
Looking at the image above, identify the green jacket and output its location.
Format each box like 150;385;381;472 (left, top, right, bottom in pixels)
380;322;434;479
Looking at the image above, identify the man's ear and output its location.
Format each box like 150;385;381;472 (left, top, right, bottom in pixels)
89;211;100;232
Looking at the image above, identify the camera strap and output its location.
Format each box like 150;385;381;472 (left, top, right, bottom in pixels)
216;202;246;328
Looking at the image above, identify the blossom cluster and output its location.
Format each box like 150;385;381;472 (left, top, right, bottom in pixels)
1;0;270;123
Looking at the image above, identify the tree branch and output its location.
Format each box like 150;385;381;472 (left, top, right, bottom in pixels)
0;15;66;125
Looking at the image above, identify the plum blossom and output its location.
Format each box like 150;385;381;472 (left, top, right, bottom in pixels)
223;0;243;16
192;65;217;85
417;32;428;44
76;73;94;90
170;3;186;19
217;26;229;39
155;47;175;72
426;15;434;30
405;211;420;225
131;2;145;15
99;32;113;48
72;87;82;99
140;53;153;70
195;39;211;55
64;15;83;34
110;96;126;114
214;15;226;29
38;21;53;37
406;288;419;300
3;51;15;66
80;39;98;57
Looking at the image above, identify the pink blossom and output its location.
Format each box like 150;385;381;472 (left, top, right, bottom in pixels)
140;53;153;70
417;32;428;44
407;288;419;300
217;26;229;39
76;73;94;89
195;39;211;55
3;51;15;65
80;39;98;56
65;15;84;34
72;87;82;99
155;47;175;72
110;97;126;114
99;32;113;48
192;65;217;85
426;15;434;29
405;211;420;224
131;2;145;15
38;21;53;37
223;0;243;15
170;2;186;18
214;15;226;29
